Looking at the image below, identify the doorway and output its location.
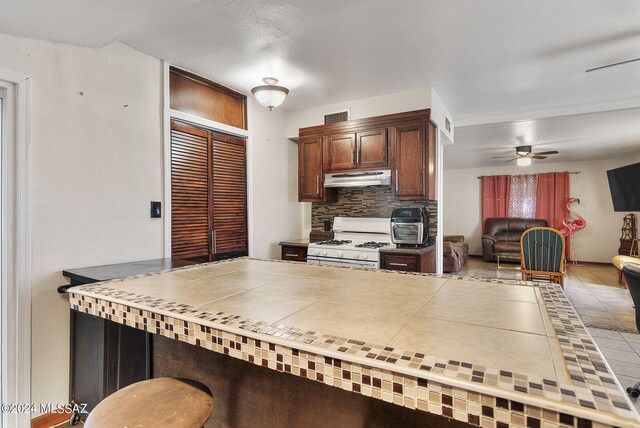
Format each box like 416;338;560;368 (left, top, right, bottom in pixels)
0;73;31;428
0;86;4;428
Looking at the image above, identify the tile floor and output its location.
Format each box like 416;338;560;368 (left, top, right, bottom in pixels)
588;327;640;413
456;257;637;331
453;256;640;412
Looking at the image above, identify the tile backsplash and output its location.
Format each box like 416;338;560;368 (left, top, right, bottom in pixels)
311;186;437;245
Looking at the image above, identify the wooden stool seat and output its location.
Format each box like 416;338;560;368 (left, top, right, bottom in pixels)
85;378;213;428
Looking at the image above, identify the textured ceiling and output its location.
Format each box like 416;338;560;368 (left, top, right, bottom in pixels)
1;0;639;166
445;108;640;169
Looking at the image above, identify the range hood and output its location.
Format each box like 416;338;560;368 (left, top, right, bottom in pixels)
324;170;391;188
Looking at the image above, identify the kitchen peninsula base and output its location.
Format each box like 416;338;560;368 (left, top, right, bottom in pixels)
153;334;468;427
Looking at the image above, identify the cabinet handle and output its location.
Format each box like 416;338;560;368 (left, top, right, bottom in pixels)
316;175;320;193
357;147;361;165
285;253;298;257
389;262;408;267
395;170;399;192
211;231;217;255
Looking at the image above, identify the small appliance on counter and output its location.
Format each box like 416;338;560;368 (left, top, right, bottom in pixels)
390;207;429;247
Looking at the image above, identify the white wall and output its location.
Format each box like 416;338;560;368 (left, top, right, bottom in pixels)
286;88;431;139
248;98;302;257
443;155;640;262
429;88;454;143
0;33;164;410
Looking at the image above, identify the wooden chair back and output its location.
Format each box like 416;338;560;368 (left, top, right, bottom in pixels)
520;227;566;287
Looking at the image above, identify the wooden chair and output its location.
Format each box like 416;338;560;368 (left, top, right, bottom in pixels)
520;227;566;287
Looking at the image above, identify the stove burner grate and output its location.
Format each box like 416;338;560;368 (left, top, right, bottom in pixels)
315;239;352;246
355;241;391;249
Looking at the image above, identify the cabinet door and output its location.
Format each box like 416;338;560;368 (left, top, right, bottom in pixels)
281;245;307;262
211;133;248;260
299;137;323;201
381;254;419;272
357;129;388;169
171;121;212;262
327;133;356;171
391;122;436;200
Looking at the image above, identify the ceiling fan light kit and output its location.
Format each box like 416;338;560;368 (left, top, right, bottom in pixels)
516;145;532;156
491;145;560;164
251;77;289;111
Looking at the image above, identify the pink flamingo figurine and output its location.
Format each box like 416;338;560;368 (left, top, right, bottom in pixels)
560;198;586;264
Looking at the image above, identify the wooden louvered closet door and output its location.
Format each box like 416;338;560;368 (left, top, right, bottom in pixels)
170;121;247;262
211;132;247;259
171;122;212;262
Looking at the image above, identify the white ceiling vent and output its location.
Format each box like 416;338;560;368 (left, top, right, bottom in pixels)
324;109;350;125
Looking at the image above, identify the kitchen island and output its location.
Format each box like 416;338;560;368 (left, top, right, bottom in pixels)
68;258;639;427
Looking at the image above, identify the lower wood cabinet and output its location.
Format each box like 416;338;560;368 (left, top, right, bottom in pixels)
281;245;308;262
62;259;194;421
380;246;435;273
70;311;149;418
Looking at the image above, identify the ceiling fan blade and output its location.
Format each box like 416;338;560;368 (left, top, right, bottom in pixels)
531;155;547;160
504;157;519;163
491;155;516;159
586;57;640;73
533;150;559;155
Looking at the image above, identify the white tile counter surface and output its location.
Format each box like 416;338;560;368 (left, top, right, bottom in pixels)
68;258;640;428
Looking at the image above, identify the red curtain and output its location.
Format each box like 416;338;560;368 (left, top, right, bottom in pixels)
535;172;571;256
481;175;511;232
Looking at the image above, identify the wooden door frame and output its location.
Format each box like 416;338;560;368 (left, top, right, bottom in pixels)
0;69;32;428
162;62;251;259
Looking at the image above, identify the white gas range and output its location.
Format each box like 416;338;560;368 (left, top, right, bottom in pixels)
306;217;394;269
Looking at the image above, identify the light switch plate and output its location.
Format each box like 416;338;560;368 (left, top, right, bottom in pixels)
150;201;161;218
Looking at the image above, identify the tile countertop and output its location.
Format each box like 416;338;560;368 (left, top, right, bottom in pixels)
278;239;310;247
68;258;640;428
380;244;435;255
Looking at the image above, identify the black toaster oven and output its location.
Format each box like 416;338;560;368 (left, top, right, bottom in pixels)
390;207;429;247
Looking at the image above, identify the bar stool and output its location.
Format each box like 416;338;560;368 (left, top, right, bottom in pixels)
85;378;213;427
622;264;640;398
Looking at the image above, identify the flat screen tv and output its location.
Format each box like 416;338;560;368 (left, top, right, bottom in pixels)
607;161;640;212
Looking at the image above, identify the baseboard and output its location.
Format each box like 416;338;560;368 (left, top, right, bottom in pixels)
31;412;69;428
469;254;615;266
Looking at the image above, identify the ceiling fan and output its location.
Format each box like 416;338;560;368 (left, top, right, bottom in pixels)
491;145;559;164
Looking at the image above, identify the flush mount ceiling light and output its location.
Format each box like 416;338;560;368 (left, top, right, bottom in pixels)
517;157;532;166
251;77;289;111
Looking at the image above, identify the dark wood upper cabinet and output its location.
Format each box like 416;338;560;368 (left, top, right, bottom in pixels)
391;121;436;200
325;129;388;172
170;67;247;130
326;134;357;171
357;128;388;169
299;136;337;202
297;109;435;202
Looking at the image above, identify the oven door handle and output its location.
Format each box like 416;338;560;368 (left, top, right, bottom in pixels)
306;256;377;268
